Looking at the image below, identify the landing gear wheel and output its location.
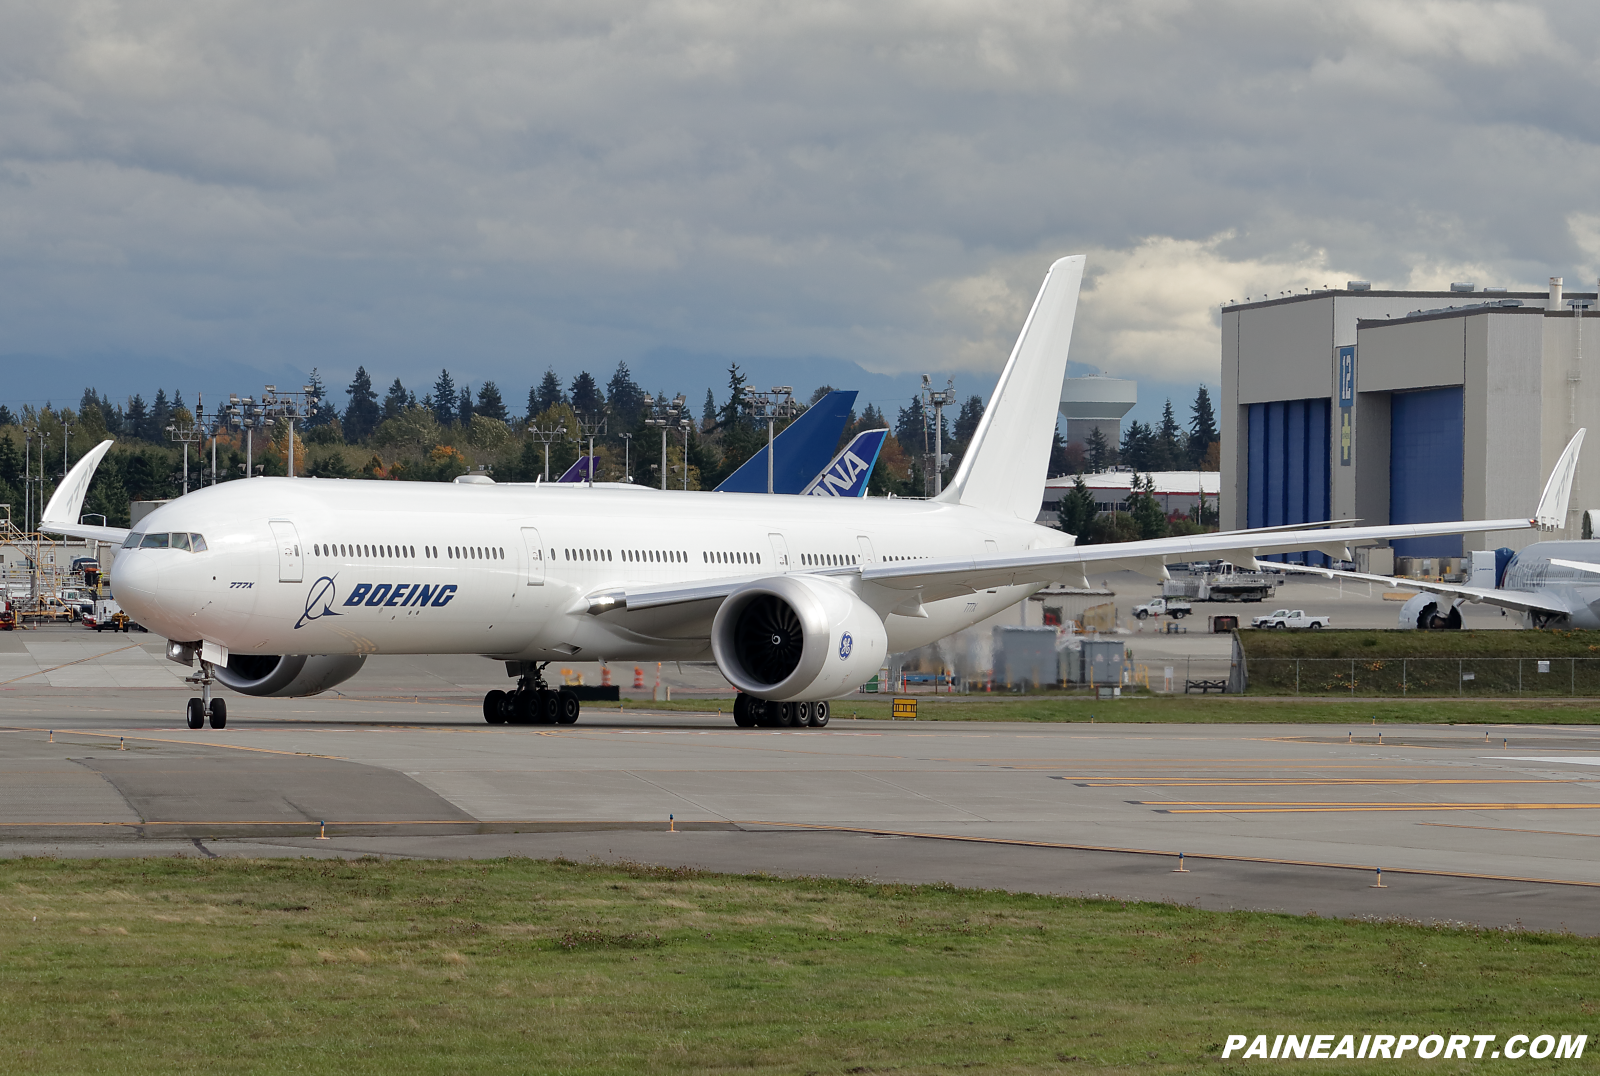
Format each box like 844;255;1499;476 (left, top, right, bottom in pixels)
792;701;812;728
540;690;560;724
733;695;756;728
556;689;581;724
207;699;227;729
512;691;538;724
484;689;507;724
186;698;204;729
808;701;830;727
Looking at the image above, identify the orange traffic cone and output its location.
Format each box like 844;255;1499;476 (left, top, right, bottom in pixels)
601;665;612;687
633;666;645;689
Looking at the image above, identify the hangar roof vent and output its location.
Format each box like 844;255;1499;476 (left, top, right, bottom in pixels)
1450;282;1476;292
1347;280;1371;291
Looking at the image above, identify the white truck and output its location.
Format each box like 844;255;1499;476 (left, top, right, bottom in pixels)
1133;596;1192;620
1250;608;1331;630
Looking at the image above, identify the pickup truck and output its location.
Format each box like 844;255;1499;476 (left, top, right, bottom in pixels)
1133;596;1192;620
1250;609;1331;630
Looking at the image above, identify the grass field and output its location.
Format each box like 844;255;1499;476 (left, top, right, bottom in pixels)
619;694;1600;725
3;857;1596;1074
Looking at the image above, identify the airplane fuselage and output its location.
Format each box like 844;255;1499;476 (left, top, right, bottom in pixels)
111;477;1067;663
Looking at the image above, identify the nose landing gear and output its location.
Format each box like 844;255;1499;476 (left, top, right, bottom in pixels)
484;662;581;726
184;661;227;729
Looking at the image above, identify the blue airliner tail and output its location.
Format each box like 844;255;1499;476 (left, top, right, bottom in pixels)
557;456;597;483
801;429;887;498
715;390;858;494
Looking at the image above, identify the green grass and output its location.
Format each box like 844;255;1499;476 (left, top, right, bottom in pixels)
3;857;1596;1074
617;694;1600;725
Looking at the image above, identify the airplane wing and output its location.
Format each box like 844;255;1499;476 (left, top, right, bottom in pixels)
589;428;1586;616
1298;566;1573;617
801;429;887;497
39;439;132;544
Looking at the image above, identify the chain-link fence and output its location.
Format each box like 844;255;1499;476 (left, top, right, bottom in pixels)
1243;657;1600;697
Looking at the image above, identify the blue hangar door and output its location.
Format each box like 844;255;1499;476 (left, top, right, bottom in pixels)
1246;398;1330;565
1389;386;1464;560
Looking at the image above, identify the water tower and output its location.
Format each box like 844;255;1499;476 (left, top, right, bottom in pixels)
1059;375;1136;449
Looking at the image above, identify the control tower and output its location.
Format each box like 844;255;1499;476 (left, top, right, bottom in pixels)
1059;375;1136;449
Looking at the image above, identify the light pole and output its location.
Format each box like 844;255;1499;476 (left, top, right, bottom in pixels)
575;408;608;488
227;395;271;477
167;419;201;494
61;424;71;504
22;427;32;533
262;384;314;477
921;375;956;496
742;387;796;494
620;432;632;483
528;420;569;482
643;394;686;491
679;418;692;490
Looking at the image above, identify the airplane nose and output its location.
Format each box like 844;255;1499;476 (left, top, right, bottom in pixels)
111;552;161;624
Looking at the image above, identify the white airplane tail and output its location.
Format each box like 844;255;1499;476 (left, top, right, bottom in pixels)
936;255;1085;519
1535;428;1585;529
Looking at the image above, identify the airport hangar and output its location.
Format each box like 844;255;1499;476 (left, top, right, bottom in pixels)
1220;278;1600;567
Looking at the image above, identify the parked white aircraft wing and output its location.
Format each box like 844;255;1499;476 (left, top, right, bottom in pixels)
1299;567;1572;617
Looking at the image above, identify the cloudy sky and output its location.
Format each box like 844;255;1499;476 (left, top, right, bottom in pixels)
4;1;1599;426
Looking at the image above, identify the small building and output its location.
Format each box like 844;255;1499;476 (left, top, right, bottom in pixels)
1039;471;1221;526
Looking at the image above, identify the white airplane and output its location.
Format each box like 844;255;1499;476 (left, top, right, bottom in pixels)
41;256;1582;731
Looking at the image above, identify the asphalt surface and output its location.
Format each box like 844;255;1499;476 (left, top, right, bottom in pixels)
5;626;1600;933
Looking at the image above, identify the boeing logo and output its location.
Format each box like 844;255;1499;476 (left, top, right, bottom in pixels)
295;578;458;629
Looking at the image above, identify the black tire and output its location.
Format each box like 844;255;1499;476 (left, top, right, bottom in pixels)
792;701;812;728
785;702;806;728
186;698;204;730
1172;610;1187;619
733;695;756;728
755;700;779;727
484;689;506;724
512;691;537;724
1135;610;1148;620
808;701;830;727
1309;622;1322;630
556;689;581;724
208;699;227;729
540;690;560;724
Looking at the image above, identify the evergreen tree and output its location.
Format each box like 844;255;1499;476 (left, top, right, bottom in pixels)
954;395;985;443
1056;474;1097;538
1128;473;1168;540
895;395;927;449
858;403;886;432
125;395;150;442
0;431;19;488
1188;384;1219;467
532;368;564;417
475;381;507;424
717;364;749;429
382;378;410;421
0;405;15;427
1085;425;1111;471
151;389;172;440
305;368;336;428
569;371;604;417
606;362;644;428
1047;427;1071;477
432;369;457;427
1120;420;1155;471
172;390;187;417
79;387;99;417
1155;399;1184;470
702;389;717;430
457;385;474;426
343;366;381;442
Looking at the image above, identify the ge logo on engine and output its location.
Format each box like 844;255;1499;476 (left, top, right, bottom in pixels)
838;632;853;660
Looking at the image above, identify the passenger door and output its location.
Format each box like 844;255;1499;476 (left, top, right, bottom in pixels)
521;527;546;585
268;520;303;583
856;535;877;567
768;533;792;572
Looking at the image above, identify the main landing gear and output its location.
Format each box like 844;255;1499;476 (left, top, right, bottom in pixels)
484;662;581;726
732;696;829;729
184;661;227;730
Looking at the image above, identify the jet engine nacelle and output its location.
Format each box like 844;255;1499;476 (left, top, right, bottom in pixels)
1397;592;1462;630
711;575;888;702
214;654;368;697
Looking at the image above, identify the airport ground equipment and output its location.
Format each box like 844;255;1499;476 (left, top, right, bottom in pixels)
1132;596;1190;619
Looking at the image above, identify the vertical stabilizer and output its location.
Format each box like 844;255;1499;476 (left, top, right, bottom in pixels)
937;255;1085;519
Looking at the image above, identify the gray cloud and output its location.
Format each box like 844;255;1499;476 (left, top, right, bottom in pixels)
2;0;1598;421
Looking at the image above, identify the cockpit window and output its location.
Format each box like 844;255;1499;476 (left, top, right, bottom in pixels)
122;532;143;549
139;533;170;549
171;532;191;551
190;534;208;552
